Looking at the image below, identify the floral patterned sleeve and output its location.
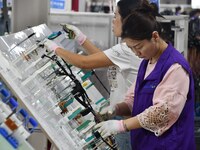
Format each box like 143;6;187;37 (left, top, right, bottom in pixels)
137;63;189;136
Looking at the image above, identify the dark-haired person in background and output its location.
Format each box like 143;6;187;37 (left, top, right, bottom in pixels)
95;3;196;150
175;6;181;15
188;16;200;118
189;9;200;19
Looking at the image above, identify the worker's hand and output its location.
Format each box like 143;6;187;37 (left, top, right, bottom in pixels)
99;105;116;120
94;120;125;138
61;23;86;45
43;39;60;53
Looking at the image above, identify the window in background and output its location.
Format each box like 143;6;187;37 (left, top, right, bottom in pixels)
192;0;200;9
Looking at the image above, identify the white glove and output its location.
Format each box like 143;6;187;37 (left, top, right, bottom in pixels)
61;24;86;45
43;39;59;53
100;105;115;116
94;120;125;138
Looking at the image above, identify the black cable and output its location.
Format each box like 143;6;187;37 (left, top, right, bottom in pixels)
61;58;74;77
60;58;102;122
74;95;88;108
58;27;110;95
9;32;36;52
84;96;101;123
93;131;116;150
42;54;100;121
60;58;103;122
100;136;116;150
42;54;117;149
92;70;110;95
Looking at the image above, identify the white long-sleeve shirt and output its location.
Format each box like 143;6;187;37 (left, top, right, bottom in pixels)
104;43;141;107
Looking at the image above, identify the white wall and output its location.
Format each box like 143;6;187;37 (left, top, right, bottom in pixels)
11;0;49;33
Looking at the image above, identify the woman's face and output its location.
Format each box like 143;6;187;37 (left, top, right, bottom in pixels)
124;38;158;60
112;7;122;37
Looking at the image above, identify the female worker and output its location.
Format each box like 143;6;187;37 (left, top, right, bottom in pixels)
44;0;145;109
94;3;196;150
44;0;149;149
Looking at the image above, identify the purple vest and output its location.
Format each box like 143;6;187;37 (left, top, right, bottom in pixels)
131;43;195;150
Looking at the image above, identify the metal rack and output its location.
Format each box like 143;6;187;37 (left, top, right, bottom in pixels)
0;24;114;150
157;15;189;57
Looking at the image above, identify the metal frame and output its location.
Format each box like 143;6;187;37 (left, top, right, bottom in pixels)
157;15;189;58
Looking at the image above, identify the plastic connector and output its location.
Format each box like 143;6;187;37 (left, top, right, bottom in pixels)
0;127;9;138
0;88;11;102
93;131;101;139
9;97;18;111
7;136;19;149
28;117;38;133
19;109;29;118
48;31;62;40
80;108;92;116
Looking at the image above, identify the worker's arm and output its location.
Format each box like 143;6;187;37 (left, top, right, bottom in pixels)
123;116;141;131
55;47;114;69
44;38;114;69
62;24;102;54
82;39;102;54
94;116;141;138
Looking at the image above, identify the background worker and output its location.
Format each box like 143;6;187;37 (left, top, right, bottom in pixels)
188;16;200;117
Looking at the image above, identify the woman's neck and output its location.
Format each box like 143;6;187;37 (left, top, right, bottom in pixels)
150;40;168;64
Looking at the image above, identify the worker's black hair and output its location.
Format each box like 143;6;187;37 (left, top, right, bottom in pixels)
188;17;200;48
117;0;149;20
121;3;164;40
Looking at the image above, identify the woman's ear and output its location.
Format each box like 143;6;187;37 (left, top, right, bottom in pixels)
151;31;159;42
